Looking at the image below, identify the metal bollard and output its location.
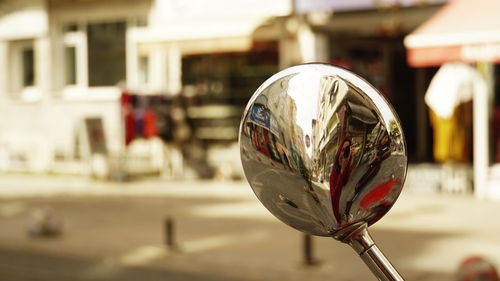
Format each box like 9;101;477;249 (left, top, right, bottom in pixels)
303;233;319;266
164;217;178;251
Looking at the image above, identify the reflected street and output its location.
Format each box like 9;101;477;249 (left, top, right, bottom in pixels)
240;64;407;238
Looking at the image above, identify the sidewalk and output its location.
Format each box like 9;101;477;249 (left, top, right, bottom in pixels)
1;174;500;281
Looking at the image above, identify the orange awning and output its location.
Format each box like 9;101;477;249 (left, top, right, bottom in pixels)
404;0;500;67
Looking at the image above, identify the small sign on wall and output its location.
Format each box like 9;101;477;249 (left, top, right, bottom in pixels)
84;117;108;155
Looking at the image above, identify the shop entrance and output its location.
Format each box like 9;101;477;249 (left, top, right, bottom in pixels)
179;41;279;178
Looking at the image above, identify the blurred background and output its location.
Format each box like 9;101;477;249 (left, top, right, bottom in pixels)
1;0;500;280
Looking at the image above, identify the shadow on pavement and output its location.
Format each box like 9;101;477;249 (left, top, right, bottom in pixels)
0;194;469;281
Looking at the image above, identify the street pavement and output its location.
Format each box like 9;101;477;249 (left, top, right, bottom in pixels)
0;174;500;281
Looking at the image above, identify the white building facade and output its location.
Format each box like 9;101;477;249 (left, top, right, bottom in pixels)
1;0;456;188
0;0;316;176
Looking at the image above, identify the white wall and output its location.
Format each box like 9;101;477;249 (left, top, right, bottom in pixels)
0;42;7;98
140;0;291;44
0;0;50;171
0;0;48;40
150;0;290;22
0;0;148;173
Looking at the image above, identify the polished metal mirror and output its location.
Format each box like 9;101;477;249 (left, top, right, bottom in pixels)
239;64;407;281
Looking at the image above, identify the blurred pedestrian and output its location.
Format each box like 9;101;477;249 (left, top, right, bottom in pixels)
456;256;499;281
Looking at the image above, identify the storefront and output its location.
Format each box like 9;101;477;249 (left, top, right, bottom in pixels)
180;42;279;144
129;0;292;178
404;0;500;199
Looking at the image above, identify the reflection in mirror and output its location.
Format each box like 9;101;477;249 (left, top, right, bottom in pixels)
239;64;407;281
240;64;406;236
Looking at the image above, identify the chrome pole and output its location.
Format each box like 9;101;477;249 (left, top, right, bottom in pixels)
346;227;404;281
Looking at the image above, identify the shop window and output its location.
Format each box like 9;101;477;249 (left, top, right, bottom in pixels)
181;42;278;106
87;21;126;87
181;41;278;142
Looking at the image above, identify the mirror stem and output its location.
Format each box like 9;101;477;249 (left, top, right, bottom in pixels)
346;226;405;281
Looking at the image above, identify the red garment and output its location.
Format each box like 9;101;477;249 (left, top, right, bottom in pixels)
251;130;259;149
144;110;158;138
125;112;135;145
121;92;131;107
260;131;270;156
122;92;135;145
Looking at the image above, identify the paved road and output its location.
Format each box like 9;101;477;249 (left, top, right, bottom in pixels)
0;246;249;281
0;175;500;281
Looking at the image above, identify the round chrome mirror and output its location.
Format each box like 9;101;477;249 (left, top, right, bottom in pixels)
239;64;407;281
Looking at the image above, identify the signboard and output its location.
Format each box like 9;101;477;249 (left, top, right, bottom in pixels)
85;117;108;155
249;104;271;129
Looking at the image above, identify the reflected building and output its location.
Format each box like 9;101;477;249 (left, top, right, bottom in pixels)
312;72;399;226
313;75;348;183
240;65;407;237
243;77;313;175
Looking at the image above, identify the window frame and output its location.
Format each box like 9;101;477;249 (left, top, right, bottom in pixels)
58;20;129;101
7;39;41;101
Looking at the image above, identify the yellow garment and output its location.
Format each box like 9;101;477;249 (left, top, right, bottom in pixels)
429;108;467;163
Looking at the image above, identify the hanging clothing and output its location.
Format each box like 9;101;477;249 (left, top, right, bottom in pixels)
425;63;486;119
125;112;135;145
144;110;158;138
121;92;188;145
134;109;145;138
425;63;480;163
429;102;472;163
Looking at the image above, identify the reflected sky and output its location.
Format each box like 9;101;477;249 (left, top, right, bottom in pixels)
287;71;319;157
